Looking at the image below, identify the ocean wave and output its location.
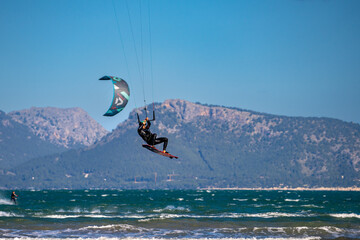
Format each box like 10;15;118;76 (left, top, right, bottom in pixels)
300;204;324;208
55;208;104;214
237;212;310;218
233;198;247;201
253;227;286;234
0;198;13;205
91;209;102;214
2;223;355;239
31;210;316;220
315;226;345;238
250;204;267;208
140;211;314;221
79;224;147;232
56;207;82;213
36;213;150;219
153;205;190;213
211;226;353;238
37;214;113;219
0;211;23;217
3;223;357;239
0;237;322;240
330;213;360;219
284;199;300;202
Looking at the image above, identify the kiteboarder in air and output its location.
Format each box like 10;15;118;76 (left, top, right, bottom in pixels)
137;114;168;153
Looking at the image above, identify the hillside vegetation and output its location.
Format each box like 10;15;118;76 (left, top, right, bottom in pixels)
1;100;359;189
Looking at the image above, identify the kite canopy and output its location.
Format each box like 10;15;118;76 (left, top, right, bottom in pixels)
99;76;130;117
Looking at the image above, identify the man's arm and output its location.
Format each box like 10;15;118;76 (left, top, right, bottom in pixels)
137;113;141;124
138;124;143;132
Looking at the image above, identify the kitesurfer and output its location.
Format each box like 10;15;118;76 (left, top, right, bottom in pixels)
10;191;18;204
138;117;168;153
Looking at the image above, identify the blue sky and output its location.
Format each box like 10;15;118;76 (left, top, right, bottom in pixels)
1;0;360;131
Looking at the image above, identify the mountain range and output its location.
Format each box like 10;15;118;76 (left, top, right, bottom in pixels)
1;99;359;189
9;107;108;148
0;107;107;172
0;110;65;170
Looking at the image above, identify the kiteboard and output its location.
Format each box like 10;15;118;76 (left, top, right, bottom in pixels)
142;144;178;159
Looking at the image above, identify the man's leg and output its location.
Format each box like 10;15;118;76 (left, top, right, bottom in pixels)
154;137;168;151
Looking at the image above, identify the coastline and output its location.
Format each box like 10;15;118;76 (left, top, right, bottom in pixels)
203;187;360;191
1;187;360;191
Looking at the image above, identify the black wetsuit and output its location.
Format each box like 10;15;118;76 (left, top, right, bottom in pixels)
137;120;168;151
11;192;17;204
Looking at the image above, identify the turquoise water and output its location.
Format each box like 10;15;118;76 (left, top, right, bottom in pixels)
0;190;359;239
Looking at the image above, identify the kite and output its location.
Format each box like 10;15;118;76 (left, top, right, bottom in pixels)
99;76;130;117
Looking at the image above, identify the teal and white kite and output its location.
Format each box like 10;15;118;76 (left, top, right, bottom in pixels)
99;76;130;116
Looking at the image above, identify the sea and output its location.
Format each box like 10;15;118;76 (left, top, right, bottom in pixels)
0;189;359;240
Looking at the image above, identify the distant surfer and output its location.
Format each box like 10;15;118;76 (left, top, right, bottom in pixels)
137;115;168;153
10;191;18;204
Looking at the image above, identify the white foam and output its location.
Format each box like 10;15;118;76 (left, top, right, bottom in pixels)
79;223;143;232
153;205;190;213
0;211;22;217
213;226;346;238
0;198;13;205
252;204;266;208
330;213;360;219
0;238;320;240
90;209;101;214
139;211;311;221
301;204;324;208
285;199;300;202
316;226;344;236
267;227;286;233
37;214;113;219
295;226;309;233
236;212;308;218
233;198;247;201
55;208;104;214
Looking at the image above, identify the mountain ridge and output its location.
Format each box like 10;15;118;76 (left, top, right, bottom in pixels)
9;107;108;148
0;110;65;170
1;99;359;189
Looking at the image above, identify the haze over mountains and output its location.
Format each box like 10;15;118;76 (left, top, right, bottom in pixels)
1;99;359;189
